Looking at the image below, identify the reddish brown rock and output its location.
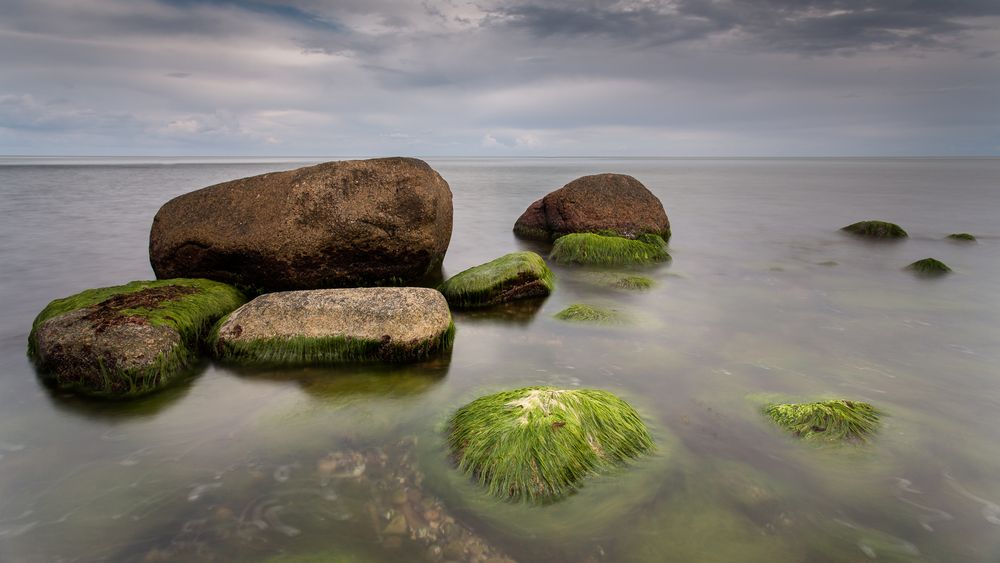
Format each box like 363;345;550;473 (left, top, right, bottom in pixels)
150;158;453;291
513;173;670;241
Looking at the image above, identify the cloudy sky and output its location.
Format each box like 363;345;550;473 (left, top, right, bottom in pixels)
2;0;999;156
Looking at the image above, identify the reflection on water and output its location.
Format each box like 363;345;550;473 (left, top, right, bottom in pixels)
1;158;999;561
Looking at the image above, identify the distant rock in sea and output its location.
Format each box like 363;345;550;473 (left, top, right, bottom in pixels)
513;173;670;241
840;220;908;239
149;157;453;292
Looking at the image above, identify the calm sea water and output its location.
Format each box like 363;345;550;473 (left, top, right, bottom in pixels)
1;157;999;562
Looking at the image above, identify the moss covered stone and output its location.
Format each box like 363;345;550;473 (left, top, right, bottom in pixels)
840;220;908;239
438;251;554;309
906;257;951;276
614;275;654;290
764;400;880;443
553;303;622;324
550;232;670;266
947;233;976;242
28;279;246;397
447;387;654;502
213;287;454;365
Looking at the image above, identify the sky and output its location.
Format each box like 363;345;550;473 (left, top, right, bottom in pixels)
2;0;999;156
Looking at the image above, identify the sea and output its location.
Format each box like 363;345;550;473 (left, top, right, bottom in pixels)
1;156;998;562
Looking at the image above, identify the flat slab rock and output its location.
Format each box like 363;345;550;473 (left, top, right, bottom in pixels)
214;287;454;363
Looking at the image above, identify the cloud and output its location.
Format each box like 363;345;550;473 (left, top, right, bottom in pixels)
0;0;997;155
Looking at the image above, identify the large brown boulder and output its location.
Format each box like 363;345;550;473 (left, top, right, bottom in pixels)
513;173;670;241
150;158;453;291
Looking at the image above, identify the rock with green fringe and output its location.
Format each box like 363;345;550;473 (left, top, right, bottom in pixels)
553;303;623;324
764;400;880;443
946;233;976;242
550;232;670;266
213;287;454;365
513;173;670;241
614;275;654;290
840;220;908;239
438;251;554;309
28;279;246;397
906;257;951;276
447;387;653;502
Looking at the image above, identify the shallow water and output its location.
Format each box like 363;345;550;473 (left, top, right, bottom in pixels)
1;157;999;562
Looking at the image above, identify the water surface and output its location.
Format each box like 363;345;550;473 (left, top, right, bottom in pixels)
1;157;999;562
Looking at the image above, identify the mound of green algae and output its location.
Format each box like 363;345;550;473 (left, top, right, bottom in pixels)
550;232;670;266
447;386;654;502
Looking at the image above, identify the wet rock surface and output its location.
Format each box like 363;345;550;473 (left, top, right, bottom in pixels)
213;288;454;364
513;174;670;241
150;158;454;291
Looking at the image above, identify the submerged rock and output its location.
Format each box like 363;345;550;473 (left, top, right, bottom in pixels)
906;258;951;276
840;220;908;239
447;387;653;502
946;233;976;242
550;232;670;266
212;287;454;364
150;157;453;292
513;173;670;241
28;279;246;397
764;399;880;443
613;275;654;290
553;303;623;324
438;251;554;309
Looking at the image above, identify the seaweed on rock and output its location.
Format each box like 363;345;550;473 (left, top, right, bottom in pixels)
946;233;976;242
554;304;622;324
840;220;908;239
614;275;654;290
764;400;880;443
906;258;951;276
28;278;246;397
550;233;670;266
447;387;654;502
212;321;455;365
438;251;554;309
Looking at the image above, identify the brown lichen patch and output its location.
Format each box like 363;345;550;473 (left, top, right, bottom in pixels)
82;286;198;333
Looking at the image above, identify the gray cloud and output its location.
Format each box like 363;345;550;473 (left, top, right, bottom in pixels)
0;0;997;155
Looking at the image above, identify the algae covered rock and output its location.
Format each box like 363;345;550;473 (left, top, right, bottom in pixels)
438;251;554;309
513;173;670;241
29;279;246;397
764;400;880;443
447;387;653;502
150;157;453;292
614;275;654;290
946;233;976;242
212;287;454;364
550;232;670;266
906;258;951;276
554;303;623;324
840;220;908;239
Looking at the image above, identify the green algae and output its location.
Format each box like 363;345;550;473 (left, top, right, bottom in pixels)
553;303;623;324
764;399;880;443
614;275;654;290
946;232;976;242
550;232;670;266
28;278;246;397
438;251;554;309
212;321;455;365
841;220;908;239
906;257;951;276
447;386;654;502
